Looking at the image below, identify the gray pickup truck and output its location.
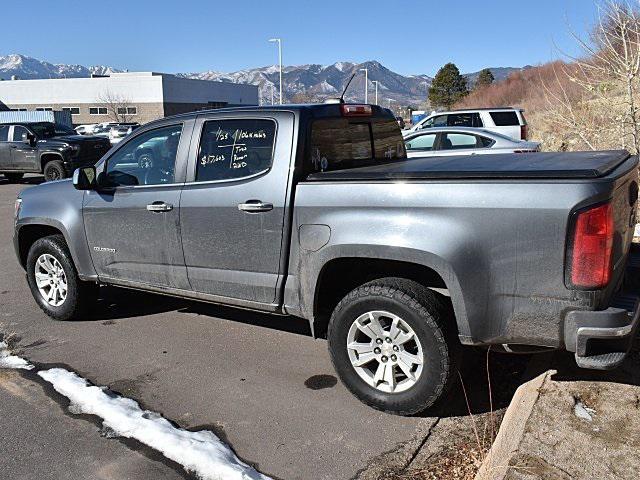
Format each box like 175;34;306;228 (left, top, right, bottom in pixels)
13;103;640;414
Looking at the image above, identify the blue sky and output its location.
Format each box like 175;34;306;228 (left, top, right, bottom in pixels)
2;0;599;75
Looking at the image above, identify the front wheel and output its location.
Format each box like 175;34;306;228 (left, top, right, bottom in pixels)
26;235;98;320
327;278;460;415
43;160;66;181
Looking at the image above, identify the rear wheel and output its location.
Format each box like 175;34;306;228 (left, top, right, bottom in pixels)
26;234;98;320
328;278;460;415
3;173;24;183
43;160;66;181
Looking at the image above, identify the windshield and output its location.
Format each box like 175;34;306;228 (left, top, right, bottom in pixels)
30;123;56;138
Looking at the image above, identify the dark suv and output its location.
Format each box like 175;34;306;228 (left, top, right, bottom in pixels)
0;122;111;182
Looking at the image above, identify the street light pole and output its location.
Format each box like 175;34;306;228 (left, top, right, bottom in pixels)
372;80;379;105
271;84;275;105
359;68;368;103
269;38;283;104
422;81;429;106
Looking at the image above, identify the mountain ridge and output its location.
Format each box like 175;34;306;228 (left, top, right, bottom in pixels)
0;53;526;107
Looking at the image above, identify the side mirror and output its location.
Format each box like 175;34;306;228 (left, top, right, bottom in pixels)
23;133;36;146
72;166;97;190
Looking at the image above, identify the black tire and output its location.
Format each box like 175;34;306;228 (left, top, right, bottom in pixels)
43;159;66;181
26;234;98;321
4;172;24;183
327;278;460;415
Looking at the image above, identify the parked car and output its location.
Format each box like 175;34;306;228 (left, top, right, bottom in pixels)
109;123;141;144
404;127;540;158
404;107;528;141
13;104;640;415
74;124;98;135
91;122;120;138
0;121;111;182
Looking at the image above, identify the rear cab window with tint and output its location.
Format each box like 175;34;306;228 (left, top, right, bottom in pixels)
489;111;520;126
310;117;405;172
196;119;276;182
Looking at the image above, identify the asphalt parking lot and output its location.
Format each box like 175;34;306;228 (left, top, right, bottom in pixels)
0;175;441;480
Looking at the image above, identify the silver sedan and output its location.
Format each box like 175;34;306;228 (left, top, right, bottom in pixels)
404;127;540;158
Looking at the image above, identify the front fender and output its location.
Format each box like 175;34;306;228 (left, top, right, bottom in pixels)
15;181;96;281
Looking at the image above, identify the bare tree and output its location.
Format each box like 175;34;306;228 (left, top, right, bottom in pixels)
556;1;640;153
97;90;134;123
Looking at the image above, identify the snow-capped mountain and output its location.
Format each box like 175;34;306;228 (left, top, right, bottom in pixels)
0;54;122;80
0;54;524;107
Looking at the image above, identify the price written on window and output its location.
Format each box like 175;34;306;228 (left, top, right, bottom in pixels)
200;127;270;170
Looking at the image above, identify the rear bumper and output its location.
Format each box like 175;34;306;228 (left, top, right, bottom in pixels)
563;246;640;370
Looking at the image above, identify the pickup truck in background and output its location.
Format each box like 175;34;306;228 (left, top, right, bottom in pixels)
0;121;111;182
13;103;640;414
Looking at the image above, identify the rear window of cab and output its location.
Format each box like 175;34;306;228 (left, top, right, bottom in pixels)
310;118;406;172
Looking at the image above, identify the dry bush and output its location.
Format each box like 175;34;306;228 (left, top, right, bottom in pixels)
455;1;640;153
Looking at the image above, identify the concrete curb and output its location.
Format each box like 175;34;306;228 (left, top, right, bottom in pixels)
474;370;554;480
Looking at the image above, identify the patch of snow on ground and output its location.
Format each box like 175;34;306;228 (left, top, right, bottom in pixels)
38;368;270;480
0;341;33;370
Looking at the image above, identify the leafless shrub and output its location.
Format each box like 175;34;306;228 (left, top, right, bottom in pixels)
97;90;134;123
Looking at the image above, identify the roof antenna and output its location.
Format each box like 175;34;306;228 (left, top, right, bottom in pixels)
339;73;357;103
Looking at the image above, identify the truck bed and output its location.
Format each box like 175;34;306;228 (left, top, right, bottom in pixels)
306;150;632;181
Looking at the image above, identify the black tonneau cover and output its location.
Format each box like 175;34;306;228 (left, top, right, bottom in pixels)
306;150;632;181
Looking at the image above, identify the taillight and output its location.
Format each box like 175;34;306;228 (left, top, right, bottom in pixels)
341;104;372;117
566;202;614;289
520;124;528;140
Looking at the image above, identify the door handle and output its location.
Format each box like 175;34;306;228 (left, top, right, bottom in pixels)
238;201;273;213
146;201;173;212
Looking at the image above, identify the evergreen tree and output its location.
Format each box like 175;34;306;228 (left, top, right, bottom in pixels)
476;68;495;88
428;63;468;109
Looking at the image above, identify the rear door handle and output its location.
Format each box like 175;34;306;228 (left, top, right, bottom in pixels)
238;201;273;213
146;201;173;212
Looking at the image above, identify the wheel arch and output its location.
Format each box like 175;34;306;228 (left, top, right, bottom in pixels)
39;152;65;172
307;247;469;342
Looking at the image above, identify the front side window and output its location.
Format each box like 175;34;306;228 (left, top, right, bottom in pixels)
11;126;29;142
406;133;436;151
424;115;447;128
0;125;8;142
105;124;183;186
438;133;480;150
196;119;276;182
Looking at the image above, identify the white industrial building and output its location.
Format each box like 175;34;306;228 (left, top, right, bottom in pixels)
0;72;258;125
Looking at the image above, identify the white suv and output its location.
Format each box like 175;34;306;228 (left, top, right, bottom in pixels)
404;107;528;141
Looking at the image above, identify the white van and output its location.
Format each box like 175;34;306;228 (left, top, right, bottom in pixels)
404;107;528;141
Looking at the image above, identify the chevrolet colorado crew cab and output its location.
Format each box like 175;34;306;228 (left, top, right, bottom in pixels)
0;121;111;182
13;103;640;414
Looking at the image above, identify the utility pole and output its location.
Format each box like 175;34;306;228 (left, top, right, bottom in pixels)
359;68;368;103
422;81;429;107
372;80;379;105
268;38;283;104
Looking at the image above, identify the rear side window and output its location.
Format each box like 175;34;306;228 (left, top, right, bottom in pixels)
447;113;482;127
0;125;8;142
439;133;479;150
489;111;520;126
310;118;405;172
478;136;494;147
197;119;276;182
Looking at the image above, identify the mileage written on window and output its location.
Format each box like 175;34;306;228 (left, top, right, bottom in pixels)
197;119;276;182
